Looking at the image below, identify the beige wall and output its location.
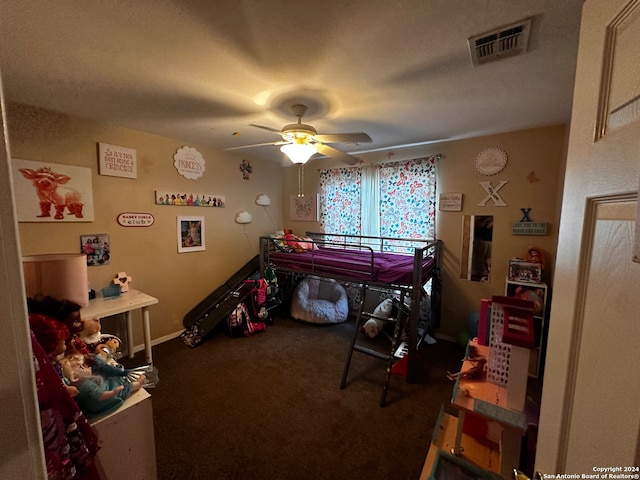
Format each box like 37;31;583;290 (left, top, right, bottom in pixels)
9;103;283;345
10;101;566;344
281;125;567;340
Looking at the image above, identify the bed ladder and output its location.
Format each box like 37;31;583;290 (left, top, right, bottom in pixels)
340;284;409;407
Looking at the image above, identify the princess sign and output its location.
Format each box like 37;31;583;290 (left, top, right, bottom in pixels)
174;146;205;180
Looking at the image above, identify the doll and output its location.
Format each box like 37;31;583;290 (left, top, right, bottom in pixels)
94;335;122;367
27;295;90;354
60;351;146;419
29;313;80;398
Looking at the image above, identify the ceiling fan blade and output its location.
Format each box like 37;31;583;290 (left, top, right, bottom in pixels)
316;143;360;165
314;132;372;144
249;123;282;134
225;141;284;151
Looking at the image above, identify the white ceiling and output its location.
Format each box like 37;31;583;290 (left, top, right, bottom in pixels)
0;0;584;164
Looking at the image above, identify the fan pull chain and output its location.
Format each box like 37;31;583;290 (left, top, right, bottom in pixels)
297;164;305;197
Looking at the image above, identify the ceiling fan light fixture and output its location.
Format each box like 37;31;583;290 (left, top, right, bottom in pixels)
280;141;317;165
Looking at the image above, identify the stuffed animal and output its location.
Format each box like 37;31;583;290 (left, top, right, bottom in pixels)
78;317;102;353
363;298;393;339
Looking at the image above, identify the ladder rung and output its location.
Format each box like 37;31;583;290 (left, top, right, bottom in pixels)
353;344;391;360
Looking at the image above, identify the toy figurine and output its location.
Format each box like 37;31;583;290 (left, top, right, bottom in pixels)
446;356;487;381
94;335;122;366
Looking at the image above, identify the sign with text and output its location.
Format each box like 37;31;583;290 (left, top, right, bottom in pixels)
174;146;205;180
99;143;137;179
439;193;463;211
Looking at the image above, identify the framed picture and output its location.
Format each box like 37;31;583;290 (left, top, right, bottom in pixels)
290;194;319;221
80;233;111;266
177;216;205;253
508;259;542;283
11;158;95;222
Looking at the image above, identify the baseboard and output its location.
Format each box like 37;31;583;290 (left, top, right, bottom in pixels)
131;329;183;353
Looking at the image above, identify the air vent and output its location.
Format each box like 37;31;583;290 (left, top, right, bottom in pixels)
468;17;532;66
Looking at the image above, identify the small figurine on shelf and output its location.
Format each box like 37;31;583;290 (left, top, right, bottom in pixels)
524;245;546;271
113;272;132;292
446;355;487;381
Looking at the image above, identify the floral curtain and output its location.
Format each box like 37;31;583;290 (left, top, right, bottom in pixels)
319;155;438;241
379;156;437;240
319;167;362;235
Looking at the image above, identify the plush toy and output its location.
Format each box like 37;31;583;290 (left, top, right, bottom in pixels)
363;298;393;339
60;352;146;419
78;317;102;353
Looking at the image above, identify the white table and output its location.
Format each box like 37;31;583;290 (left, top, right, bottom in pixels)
80;288;158;364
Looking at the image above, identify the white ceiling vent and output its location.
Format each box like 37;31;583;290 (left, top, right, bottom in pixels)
468;17;532;66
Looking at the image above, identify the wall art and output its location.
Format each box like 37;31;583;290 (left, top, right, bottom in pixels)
177;216;205;253
439;193;463;211
80;233;110;266
290;194;319;221
98;142;137;179
12;158;95;222
174;146;205;179
155;191;225;207
117;212;155;227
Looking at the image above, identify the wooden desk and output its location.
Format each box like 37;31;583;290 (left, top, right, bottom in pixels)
81;288;158;364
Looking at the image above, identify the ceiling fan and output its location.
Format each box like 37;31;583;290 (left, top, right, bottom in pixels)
226;103;372;165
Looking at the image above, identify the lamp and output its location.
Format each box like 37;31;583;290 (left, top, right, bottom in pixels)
280;140;317;165
235;211;253;224
255;194;271;206
22;253;89;307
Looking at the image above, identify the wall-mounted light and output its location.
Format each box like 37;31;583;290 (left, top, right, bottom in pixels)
235;211;253;224
256;194;277;230
255;194;271;206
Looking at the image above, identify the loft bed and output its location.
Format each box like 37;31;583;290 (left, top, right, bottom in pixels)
259;232;442;390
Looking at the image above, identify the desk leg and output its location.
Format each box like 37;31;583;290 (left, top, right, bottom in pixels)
126;311;134;359
142;306;152;364
452;410;465;456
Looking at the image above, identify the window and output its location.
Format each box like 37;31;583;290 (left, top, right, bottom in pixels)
319;156;438;242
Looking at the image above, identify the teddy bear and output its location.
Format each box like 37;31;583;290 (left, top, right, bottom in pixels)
78;317;102;353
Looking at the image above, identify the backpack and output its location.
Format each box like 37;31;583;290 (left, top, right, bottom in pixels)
227;302;266;338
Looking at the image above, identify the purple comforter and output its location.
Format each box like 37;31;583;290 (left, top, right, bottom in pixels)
270;246;435;286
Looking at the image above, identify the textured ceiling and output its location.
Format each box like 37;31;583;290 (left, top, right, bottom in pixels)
0;0;584;164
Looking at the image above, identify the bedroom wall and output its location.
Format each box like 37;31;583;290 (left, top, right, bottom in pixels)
8;102;283;345
280;125;568;341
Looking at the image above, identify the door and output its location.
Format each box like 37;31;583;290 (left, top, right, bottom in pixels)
537;0;640;474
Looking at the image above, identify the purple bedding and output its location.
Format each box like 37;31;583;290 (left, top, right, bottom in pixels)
269;246;435;286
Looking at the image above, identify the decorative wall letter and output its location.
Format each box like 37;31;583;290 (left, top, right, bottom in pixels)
477;181;508;207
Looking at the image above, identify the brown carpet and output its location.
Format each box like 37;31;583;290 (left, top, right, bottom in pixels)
129;316;464;480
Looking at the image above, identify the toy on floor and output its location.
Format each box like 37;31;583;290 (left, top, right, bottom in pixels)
363;298;393;339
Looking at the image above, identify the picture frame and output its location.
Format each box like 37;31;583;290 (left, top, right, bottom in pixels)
80;233;111;266
12;158;95;222
508;259;542;283
177;216;205;253
290;194;319;221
